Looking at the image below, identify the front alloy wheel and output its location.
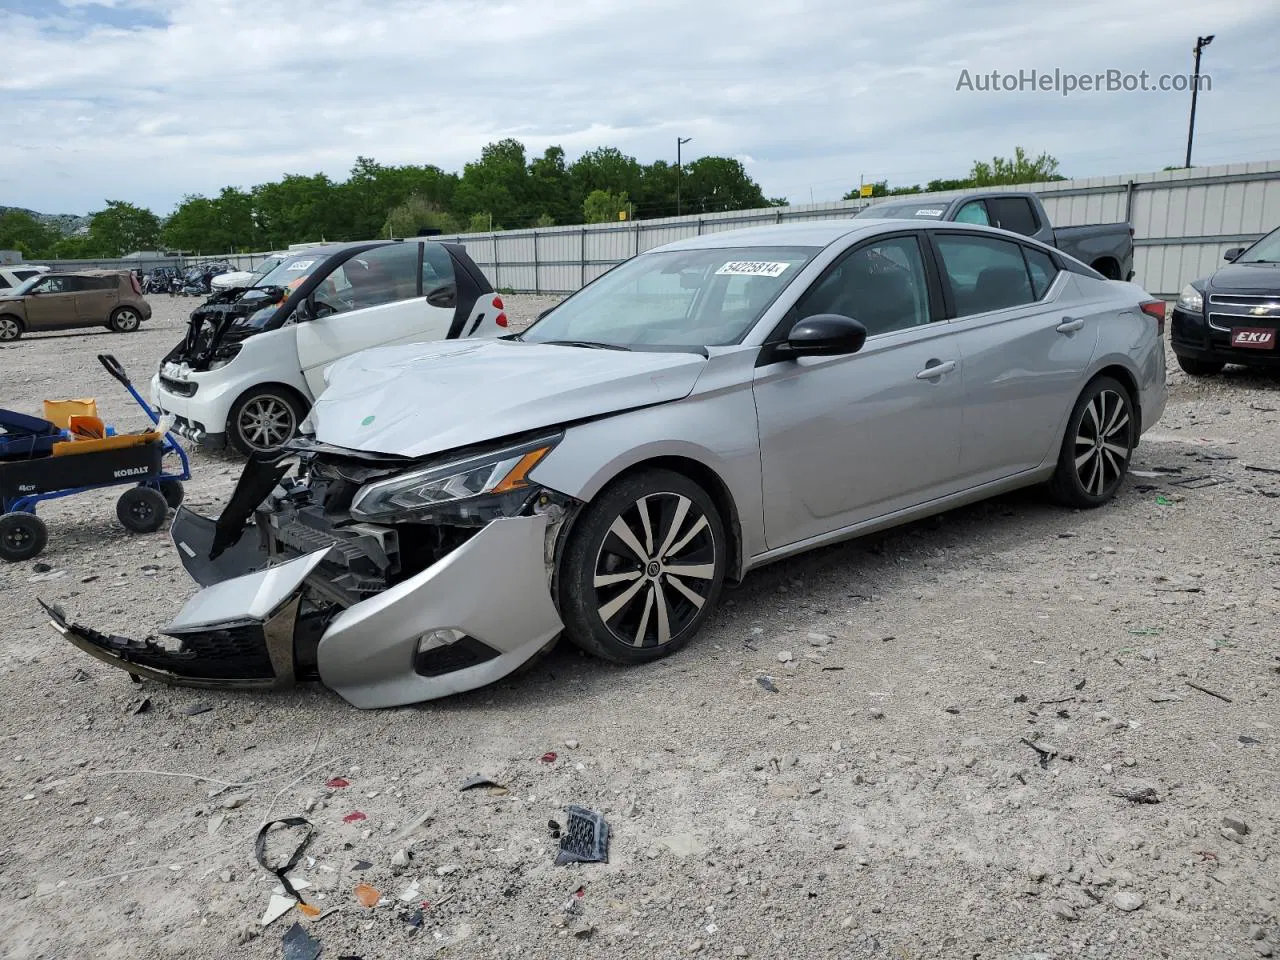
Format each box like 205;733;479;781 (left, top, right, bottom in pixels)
560;469;727;664
1050;375;1135;508
229;388;304;457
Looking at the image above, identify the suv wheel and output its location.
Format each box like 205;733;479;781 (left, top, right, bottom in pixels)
0;315;22;342
559;469;727;664
109;308;142;332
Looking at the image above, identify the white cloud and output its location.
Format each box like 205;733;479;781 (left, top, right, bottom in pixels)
0;0;1277;215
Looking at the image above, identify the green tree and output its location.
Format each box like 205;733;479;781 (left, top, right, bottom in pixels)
534;212;556;228
571;147;644;206
969;147;1065;186
583;189;630;224
676;157;772;213
464;212;500;233
0;210;58;258
86;200;161;256
527;146;575;225
382;194;460;237
454;139;529;225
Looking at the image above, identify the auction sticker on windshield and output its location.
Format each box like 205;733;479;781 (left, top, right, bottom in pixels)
286;260;316;271
716;261;791;278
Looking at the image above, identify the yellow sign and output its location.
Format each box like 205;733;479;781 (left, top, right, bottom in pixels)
859;184;874;198
618;210;628;221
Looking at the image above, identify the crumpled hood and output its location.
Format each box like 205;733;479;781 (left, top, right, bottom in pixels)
1205;262;1280;291
312;338;708;458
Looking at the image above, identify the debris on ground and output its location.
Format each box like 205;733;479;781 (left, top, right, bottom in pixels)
460;775;508;793
1112;892;1145;912
540;752;557;764
342;812;367;823
325;777;350;788
756;676;779;693
130;697;152;716
354;883;380;908
281;921;322;960
260;894;296;927
1110;782;1161;804
255;818;314;903
183;702;213;716
554;805;610;866
1186;680;1233;703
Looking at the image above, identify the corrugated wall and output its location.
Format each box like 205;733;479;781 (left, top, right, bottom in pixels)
436;159;1280;298
27;160;1280;297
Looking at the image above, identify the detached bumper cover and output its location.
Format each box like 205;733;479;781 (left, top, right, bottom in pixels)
44;515;563;708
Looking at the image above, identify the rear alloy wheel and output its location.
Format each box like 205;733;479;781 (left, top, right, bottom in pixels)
560;469;727;664
1176;355;1225;377
1049;376;1135;508
109;308;141;332
228;388;305;458
0;315;22;342
0;512;48;563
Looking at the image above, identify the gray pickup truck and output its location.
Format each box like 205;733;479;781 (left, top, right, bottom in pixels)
854;190;1134;282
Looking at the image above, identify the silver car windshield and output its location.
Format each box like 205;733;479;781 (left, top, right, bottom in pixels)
521;246;820;349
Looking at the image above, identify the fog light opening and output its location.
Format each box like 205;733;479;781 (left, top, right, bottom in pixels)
416;628;466;654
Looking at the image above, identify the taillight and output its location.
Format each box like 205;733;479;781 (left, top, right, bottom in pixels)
495;312;509;327
492;295;504;310
1139;299;1166;334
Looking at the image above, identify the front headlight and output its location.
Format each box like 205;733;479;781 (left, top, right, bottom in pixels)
1176;283;1204;313
349;433;561;521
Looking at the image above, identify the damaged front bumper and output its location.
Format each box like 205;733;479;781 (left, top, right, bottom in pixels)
46;469;569;708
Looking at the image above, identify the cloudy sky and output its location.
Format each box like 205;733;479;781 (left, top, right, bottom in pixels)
2;0;1278;217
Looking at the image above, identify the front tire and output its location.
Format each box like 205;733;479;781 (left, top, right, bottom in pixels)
0;315;22;342
228;387;306;458
109;307;141;332
1176;355;1224;377
559;469;727;664
1049;376;1135;509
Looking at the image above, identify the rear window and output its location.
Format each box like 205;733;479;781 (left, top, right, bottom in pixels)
856;203;947;220
988;197;1040;236
12;270;39;281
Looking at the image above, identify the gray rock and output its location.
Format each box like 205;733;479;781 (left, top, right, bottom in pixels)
570;920;595;940
1048;900;1079;921
391;849;410;869
1112;891;1144;912
1222;815;1250;836
221;793;250;809
733;948;750;958
564;739;580;749
219;869;234;883
869;707;885;720
1253;944;1274;959
777;651;794;663
1248;925;1267;941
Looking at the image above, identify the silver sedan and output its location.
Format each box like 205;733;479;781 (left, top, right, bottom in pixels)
47;219;1168;708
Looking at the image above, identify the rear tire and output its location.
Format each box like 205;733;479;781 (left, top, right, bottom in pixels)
1176;355;1224;377
0;315;22;342
109;307;141;332
0;513;48;563
559;469;727;664
1049;376;1135;509
117;487;168;534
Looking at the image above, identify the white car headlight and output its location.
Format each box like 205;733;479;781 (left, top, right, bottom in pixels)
349;434;561;521
1176;283;1204;313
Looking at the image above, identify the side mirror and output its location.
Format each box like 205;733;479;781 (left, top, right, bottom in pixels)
783;314;868;357
293;297;313;322
425;283;456;309
1223;247;1245;262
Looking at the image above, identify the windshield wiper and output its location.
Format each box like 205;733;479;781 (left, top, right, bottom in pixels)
542;339;632;351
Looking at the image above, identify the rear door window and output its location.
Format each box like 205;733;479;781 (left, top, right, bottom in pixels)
988;197;1040;236
421;242;456;296
954;201;991;226
1022;247;1059;299
935;233;1036;317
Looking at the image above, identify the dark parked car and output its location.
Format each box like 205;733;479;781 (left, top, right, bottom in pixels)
1170;226;1280;375
0;270;152;342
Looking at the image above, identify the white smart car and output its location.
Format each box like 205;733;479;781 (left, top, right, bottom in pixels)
152;239;509;456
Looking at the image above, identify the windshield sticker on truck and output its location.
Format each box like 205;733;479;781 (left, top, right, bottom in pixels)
286;259;316;271
715;261;791;278
913;209;944;217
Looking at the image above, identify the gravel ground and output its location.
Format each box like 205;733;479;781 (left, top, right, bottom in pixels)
0;294;1277;960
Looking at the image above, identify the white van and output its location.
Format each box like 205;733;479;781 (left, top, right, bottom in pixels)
152;239;510;456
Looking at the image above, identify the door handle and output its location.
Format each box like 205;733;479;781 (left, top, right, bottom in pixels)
915;359;956;380
1056;316;1085;333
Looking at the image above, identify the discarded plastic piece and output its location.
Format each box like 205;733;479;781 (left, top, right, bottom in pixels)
757;676;779;693
297;903;322;918
548;819;561;839
352;859;373;871
1154;496;1173;506
183;702;213;716
261;893;296;926
282;921;322;960
325;777;350;788
354;883;380;908
342;811;367;823
554;805;610;866
1110;783;1160;804
131;697;152;715
255;817;315;904
540;752;557;764
460;775;508;793
400;907;424;928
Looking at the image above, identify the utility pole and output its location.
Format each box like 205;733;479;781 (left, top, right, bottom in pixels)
677;137;692;216
1185;34;1214;168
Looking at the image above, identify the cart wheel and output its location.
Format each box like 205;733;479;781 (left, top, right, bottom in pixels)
0;512;48;563
117;487;169;534
157;479;185;509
